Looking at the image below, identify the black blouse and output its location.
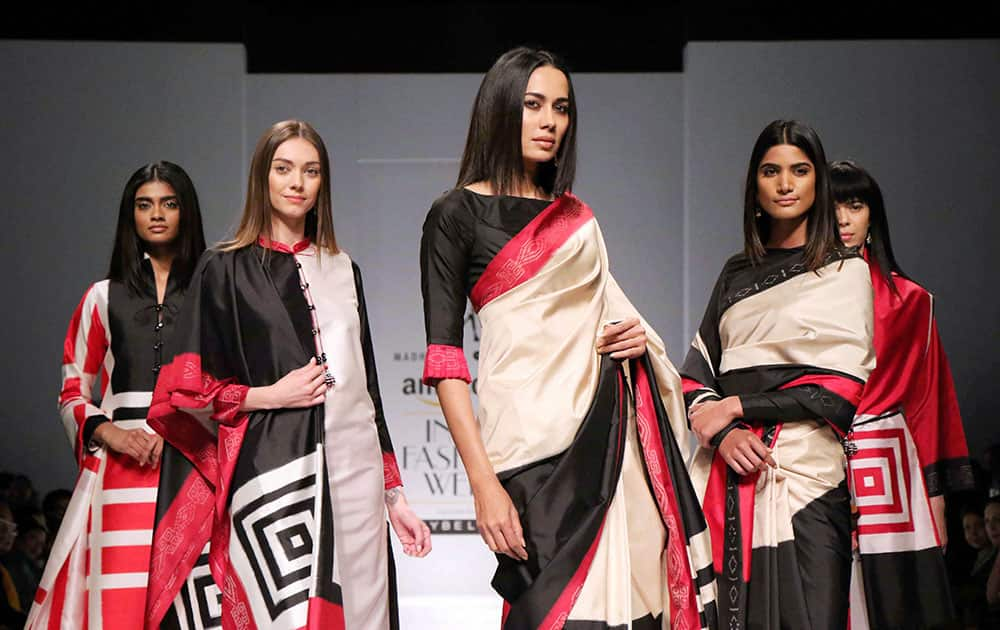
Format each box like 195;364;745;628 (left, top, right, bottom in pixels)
419;188;550;349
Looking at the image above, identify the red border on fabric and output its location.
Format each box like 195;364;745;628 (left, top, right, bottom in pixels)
82;455;101;472
304;597;346;630
680;377;707;395
383;451;403;489
219;569;260;630
701;425;761;583
633;361;702;629
145;471;214;627
46;546;70;629
62;289;89;364
421;344;471;385
531;521;607;630
83;303;107;375
736;463;759;583
257;236;312;254
469;193;593;312
780;374;864;407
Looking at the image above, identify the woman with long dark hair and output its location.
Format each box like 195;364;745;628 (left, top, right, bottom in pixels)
420;47;715;629
145;120;429;630
680;120;876;629
26;162;207;629
830;160;972;628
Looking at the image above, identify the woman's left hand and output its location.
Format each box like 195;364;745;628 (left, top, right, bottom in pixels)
596;318;647;359
689;397;742;447
386;487;432;557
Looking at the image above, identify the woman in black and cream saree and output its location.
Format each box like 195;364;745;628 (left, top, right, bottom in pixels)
681;120;875;630
420;47;715;630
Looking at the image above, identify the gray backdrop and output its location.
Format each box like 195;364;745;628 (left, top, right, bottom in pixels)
2;38;997;628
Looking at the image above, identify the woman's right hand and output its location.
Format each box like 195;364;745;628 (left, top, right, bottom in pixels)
265;358;328;409
473;477;528;561
95;423;160;467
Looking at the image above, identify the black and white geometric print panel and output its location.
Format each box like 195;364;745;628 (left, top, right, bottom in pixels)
229;451;329;625
172;550;222;630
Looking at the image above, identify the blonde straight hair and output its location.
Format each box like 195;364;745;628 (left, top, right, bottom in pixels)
222;120;338;254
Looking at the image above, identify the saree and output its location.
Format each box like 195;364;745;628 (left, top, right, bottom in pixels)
422;191;716;629
681;249;875;630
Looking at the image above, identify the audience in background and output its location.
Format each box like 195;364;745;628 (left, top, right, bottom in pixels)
41;489;70;543
0;499;24;630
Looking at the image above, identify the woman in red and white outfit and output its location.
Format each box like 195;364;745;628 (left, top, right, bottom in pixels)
27;161;207;630
831;159;974;629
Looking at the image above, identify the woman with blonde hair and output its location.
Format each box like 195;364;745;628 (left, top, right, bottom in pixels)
145;120;429;630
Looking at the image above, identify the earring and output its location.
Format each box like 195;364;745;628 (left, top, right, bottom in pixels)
755;208;762;218
865;232;872;244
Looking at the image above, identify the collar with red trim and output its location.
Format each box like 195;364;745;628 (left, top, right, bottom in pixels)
257;236;312;254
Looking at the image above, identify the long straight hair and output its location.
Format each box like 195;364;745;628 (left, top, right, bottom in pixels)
223;120;338;253
743;120;841;270
107;161;207;295
829;160;908;293
456;46;577;197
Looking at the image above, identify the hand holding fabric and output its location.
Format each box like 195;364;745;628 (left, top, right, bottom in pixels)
596;317;647;359
718;429;776;475
245;358;327;410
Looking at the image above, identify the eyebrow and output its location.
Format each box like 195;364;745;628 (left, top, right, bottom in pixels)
272;157;321;166
524;91;570;102
135;195;178;202
759;161;812;169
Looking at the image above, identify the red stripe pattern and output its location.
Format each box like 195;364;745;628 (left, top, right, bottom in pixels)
780;374;864;407
421;343;471;385
59;282;111;463
469;193;593;312
634;362;703;630
383;451;403;490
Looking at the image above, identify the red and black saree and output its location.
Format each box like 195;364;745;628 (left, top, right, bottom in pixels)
681;248;875;630
847;260;973;629
421;189;716;630
144;244;401;630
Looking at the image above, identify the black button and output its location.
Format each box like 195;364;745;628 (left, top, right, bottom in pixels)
295;262;302;268
154;322;164;330
155;304;163;312
152;365;161;373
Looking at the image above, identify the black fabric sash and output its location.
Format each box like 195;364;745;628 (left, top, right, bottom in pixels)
493;355;626;629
